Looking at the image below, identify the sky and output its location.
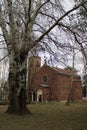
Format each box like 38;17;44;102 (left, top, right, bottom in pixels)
57;0;84;75
39;0;84;75
0;0;84;84
62;0;84;75
62;0;75;11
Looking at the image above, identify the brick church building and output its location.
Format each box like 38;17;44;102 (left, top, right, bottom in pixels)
27;56;82;102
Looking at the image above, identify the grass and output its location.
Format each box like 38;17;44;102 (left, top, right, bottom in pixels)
0;101;87;130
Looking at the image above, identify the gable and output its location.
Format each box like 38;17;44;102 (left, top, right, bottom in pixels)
34;64;57;76
33;64;81;83
33;64;57;87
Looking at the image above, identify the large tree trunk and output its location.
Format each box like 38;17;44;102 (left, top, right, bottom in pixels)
6;51;30;115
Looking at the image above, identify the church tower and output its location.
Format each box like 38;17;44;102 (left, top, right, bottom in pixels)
27;56;41;101
28;56;41;84
29;56;41;70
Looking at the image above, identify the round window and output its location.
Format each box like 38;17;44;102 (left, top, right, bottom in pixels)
43;75;47;82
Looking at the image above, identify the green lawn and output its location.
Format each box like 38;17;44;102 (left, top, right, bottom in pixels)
0;101;87;130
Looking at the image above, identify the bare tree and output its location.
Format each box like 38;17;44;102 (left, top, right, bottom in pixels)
0;0;86;115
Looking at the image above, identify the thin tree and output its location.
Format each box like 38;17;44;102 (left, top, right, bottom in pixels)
65;44;75;105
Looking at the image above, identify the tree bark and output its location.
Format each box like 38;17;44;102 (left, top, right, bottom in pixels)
6;51;30;115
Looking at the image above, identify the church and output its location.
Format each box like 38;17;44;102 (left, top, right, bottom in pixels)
27;56;82;102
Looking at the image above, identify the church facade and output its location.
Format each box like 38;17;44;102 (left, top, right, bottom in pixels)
27;56;82;102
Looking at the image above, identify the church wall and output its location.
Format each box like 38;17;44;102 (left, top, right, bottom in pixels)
56;74;71;101
72;81;82;100
27;56;82;102
32;65;58;102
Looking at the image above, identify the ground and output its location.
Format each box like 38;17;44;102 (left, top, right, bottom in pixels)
0;101;87;130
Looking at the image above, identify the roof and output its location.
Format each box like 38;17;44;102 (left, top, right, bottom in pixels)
42;64;80;77
53;67;72;75
35;64;80;78
53;67;80;77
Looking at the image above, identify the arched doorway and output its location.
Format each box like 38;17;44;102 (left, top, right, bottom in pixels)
37;89;43;102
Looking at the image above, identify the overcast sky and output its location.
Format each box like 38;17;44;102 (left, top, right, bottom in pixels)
0;0;84;82
62;0;75;11
59;0;84;75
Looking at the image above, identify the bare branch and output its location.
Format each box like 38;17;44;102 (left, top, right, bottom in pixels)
0;55;8;62
38;11;56;21
28;0;31;21
82;5;87;11
0;6;9;45
36;1;87;43
31;0;50;21
58;23;87;61
7;0;16;35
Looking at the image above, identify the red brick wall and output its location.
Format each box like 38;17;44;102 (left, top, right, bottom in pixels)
28;64;82;102
33;65;57;101
72;81;82;100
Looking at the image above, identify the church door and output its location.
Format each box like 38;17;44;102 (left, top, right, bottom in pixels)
37;89;43;102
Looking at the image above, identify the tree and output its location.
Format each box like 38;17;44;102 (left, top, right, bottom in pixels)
0;0;87;115
82;74;87;97
73;0;87;98
0;81;8;100
64;66;78;74
74;0;87;31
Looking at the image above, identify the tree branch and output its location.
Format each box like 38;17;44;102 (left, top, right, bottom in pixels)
0;6;9;45
36;1;87;43
7;0;16;36
58;23;87;62
0;55;8;62
28;0;31;22
31;0;50;22
38;11;56;21
82;5;87;12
